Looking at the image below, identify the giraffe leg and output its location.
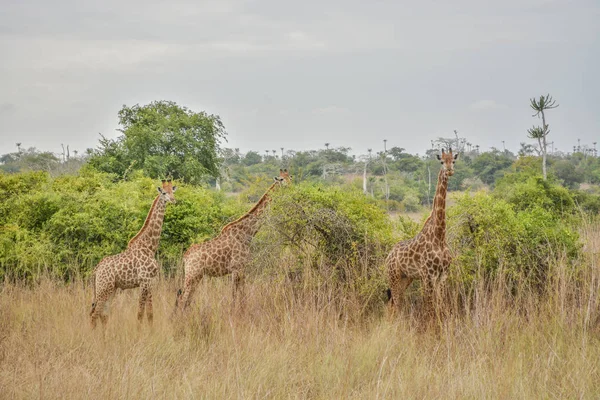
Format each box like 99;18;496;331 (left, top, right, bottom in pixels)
422;277;439;321
432;272;448;321
389;274;413;317
177;274;202;313
100;297;112;326
138;286;149;323
146;289;154;325
231;270;245;308
91;284;114;329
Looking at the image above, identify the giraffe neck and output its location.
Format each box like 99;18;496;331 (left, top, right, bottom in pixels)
127;195;167;253
221;182;278;239
425;168;448;241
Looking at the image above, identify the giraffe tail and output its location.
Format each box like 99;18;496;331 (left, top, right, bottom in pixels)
89;272;97;317
174;288;182;307
170;288;183;321
385;288;393;304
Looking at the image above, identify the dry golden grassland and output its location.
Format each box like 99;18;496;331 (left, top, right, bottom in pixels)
1;224;600;399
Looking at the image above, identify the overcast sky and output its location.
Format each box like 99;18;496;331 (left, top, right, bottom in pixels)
1;0;599;157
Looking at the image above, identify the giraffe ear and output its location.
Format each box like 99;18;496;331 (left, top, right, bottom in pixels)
436;154;441;160
453;153;459;160
157;187;164;194
172;186;178;192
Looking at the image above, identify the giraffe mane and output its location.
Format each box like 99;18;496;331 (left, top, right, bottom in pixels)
127;194;161;247
220;181;278;232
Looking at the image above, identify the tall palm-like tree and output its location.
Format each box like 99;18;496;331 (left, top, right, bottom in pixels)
527;94;558;180
363;149;373;195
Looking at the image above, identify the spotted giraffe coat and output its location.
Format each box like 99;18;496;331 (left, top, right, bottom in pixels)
386;149;458;314
175;170;291;312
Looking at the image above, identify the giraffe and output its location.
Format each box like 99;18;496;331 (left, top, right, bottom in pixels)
386;148;458;317
174;169;291;313
89;179;177;328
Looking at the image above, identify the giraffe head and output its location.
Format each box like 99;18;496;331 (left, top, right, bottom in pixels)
274;168;292;186
436;148;459;176
158;179;177;203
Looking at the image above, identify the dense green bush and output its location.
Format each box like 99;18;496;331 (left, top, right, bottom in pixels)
252;183;396;312
448;191;580;289
0;171;246;281
495;176;575;216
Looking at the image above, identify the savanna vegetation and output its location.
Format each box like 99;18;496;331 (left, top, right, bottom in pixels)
1;99;599;398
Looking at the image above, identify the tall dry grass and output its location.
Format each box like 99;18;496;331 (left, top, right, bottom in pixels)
1;222;600;399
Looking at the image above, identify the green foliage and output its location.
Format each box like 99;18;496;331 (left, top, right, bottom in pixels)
494;176;575;216
253;183;395;311
0;147;59;173
267;183;394;248
471;150;514;186
242;151;263;166
0;170;245;281
551;160;584;189
88;101;226;183
447;162;474;191
448;191;580;289
571;190;600;214
0;147;89;175
1;137;597;308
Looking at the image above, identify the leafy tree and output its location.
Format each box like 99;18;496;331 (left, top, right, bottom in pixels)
527;94;558;180
242;151;263;166
551;160;583;189
471;150;514;186
88;101;226;183
394;154;423;174
388;146;406;161
518;142;537;157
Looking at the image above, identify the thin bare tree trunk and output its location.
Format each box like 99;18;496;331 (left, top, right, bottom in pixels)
363;162;368;194
541;110;548;180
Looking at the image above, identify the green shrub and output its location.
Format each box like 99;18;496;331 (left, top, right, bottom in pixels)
253;183;395;313
571;190;600;214
448;192;580;289
0;171;246;281
402;192;421;212
494;176;575;216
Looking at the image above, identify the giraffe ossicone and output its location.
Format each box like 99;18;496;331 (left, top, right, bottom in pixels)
89;179;177;328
